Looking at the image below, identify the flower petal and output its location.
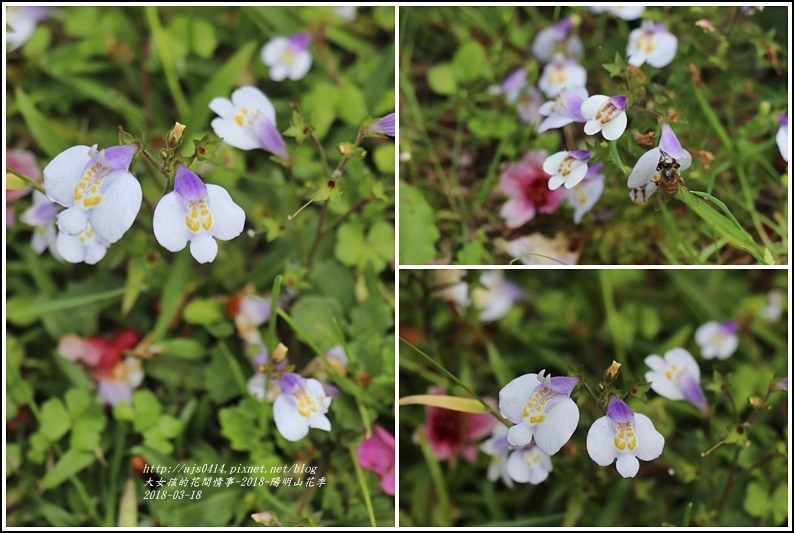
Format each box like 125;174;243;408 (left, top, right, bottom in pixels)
615;454;640;478
586;415;617;466
288;52;312;80
308;412;332;432
563;163;589;189
627;148;662;188
153;193;190;252
647;33;678;68
580;95;609;120
665;348;700;380
500;198;536;229
499;373;538;422
208;96;235;119
88;171;142;243
42;146;93;207
273;395;310;441
632;413;665;461
211;117;261;151
507;423;534;447
206;185;246;240
532;396;578;455
57;207;89;236
84;241;108;265
602;112;627;140
231;86;276;125
190;234;219;264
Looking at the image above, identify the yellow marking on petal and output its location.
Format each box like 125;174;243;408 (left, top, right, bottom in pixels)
294;388;318;418
628;438;636;451
202;216;213;231
614;437;626;451
529;415;545;424
83;197;101;207
235;115;244;126
74;191;83;200
186;217;200;232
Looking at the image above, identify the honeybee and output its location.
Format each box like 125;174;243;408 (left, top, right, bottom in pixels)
654;149;685;200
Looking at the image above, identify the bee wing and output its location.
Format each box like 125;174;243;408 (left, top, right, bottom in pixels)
627;148;662;188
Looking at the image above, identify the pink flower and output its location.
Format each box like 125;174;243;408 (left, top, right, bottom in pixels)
356;424;395;496
420;386;496;463
6;149;41;227
498;149;566;228
57;329;143;405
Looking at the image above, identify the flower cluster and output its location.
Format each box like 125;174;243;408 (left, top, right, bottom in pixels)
431;270;523;322
494;369;665;481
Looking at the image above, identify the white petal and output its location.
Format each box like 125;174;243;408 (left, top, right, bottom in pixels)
602;112;627;140
153;193;190;252
499;373;538;422
308;413;332;432
586;415;616;466
88;171;142;243
627;52;647;67
647;33;678;68
627;148;661;188
564;164;589;189
56;232;87;263
580;95;608;119
644;354;666;373
542;152;568;175
584;119;603;136
538;114;575;133
211;117;260;151
190;235;218;264
665;348;700;380
208;97;235;119
507;423;534;447
632;413;665;461
206;185;245;241
84;242;108;265
273;395;309;441
57;207;89;236
645;371;684;401
288;52;312;80
232;86;276;125
261;38;288;66
548;176;564;190
615;454;640;478
269;64;289;82
532;396;579;455
42;146;92;207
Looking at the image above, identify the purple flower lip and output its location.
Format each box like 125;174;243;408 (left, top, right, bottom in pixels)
610;95;628;110
279;372;303;394
779;114;788;127
174;164;208;201
570;150;591;162
659;124;686;159
719;321;738;335
606;396;634;423
289;32;312;51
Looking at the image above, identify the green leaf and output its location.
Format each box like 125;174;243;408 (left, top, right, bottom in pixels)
6;285;132;326
219;397;266;451
41;449;96;490
427;63;457;95
301;81;338;140
131;390;162;433
373;143;395;174
191;18;218;58
744;481;770;518
155;338;207;360
398;394;490;414
452;41;486;83
14;87;70;159
336;79;368;127
399;181;439;264
290;295;345;349
69;420;102;451
183;298;225;326
204;344;246;404
39;398;72;442
349;298;394;339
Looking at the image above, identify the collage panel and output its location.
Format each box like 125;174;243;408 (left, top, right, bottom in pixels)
5;6;395;527
398;268;788;527
398;6;788;265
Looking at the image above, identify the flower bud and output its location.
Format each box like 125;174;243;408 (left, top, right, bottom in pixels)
273;342;288;363
166;122;186;149
604;360;622;384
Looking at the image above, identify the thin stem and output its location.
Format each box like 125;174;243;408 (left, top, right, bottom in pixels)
714;447;742;517
6;167;47;194
400;337;508;426
308;130;331;179
349;446;377;527
304;200;329;269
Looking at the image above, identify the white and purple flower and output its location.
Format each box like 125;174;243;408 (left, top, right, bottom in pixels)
261;32;313;82
537;86;588;133
581;94;629;141
567;162;605;224
644;348;708;413
695;320;739;360
56;221;111;265
480;423;514;487
627;124;691;204
153;163;245;264
273;372;332;441
6;6;48;53
43;143;141;244
471;270;523;322
544;149;592;190
20;191;61;259
499;370;580;455
627;21;678;68
531;17;583;62
586;395;664;478
506;444;553;485
538;54;587;98
209;86;289;160
366;112;395;137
